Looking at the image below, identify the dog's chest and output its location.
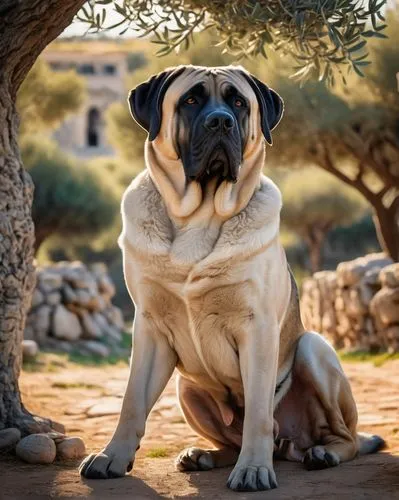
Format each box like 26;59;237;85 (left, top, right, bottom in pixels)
133;250;264;393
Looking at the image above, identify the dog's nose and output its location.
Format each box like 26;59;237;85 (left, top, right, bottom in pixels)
204;111;234;132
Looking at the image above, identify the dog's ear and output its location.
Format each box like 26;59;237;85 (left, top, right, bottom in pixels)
240;72;284;145
128;66;185;141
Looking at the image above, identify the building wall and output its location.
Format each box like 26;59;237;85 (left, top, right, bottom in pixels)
42;50;129;158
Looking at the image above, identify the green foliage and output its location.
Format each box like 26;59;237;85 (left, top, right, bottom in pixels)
281;168;366;232
21;136;119;251
17;60;86;135
146;447;171;458
106;102;147;165
76;0;387;84
338;350;399;366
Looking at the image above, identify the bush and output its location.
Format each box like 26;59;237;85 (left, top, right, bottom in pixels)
21;136;119;252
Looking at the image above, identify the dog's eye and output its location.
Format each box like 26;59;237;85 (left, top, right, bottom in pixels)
234;98;245;108
184;96;197;105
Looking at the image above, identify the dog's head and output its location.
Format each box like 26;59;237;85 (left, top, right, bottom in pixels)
128;65;283;186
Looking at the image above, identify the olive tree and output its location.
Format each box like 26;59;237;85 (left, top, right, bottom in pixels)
0;0;387;436
261;11;399;261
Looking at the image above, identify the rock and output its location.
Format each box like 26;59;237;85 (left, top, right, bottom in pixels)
370;287;399;326
75;289;92;308
45;431;66;444
22;340;39;359
363;267;382;287
50;421;66;434
105;306;125;330
80;340;110;358
56;437;86;460
62;283;78;304
31;289;44;308
46;291;61;306
92;312;109;335
38;271;63;293
90;294;107;312
385;325;399;352
81;311;103;339
346;289;368;317
107;326;123;345
379;263;399;288
86;397;122;417
64;262;97;290
0;428;21;452
52;305;82;341
97;276;115;299
16;434;56;464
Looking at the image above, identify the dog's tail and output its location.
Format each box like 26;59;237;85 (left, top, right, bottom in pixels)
358;432;386;455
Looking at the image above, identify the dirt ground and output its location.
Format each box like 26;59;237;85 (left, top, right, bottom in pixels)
1;357;399;499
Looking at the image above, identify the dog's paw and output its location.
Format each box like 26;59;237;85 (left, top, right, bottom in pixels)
79;447;133;479
303;446;340;471
227;464;278;492
175;447;214;472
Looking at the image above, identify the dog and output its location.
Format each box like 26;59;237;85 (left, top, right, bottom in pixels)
79;65;384;491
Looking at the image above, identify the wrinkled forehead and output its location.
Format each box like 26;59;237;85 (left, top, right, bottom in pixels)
164;66;258;108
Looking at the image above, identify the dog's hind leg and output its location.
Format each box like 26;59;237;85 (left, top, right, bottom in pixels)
175;375;240;472
276;332;383;471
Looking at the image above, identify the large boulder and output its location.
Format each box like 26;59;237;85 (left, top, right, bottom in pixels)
16;434;56;464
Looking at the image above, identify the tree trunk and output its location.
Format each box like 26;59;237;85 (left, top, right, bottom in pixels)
0;0;85;435
373;198;399;262
0;82;52;434
305;226;328;273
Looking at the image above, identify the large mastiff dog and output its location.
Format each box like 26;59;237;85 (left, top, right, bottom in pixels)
80;65;383;491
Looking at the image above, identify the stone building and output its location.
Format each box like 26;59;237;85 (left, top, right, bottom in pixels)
42;43;140;157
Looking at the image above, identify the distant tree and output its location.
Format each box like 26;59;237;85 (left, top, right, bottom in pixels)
281;169;366;272
21;136;119;252
17;59;85;135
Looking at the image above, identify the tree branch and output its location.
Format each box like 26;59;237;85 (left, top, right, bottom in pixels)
317;140;380;206
342;126;399;189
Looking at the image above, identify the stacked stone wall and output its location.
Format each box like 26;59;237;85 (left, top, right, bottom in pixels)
301;253;399;352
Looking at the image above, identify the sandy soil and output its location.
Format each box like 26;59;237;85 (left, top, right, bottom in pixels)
1;358;399;499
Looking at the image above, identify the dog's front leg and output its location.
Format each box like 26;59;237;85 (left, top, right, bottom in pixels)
227;313;279;492
79;312;177;479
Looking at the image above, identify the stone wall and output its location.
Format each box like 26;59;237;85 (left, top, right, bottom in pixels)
24;262;127;358
301;253;399;352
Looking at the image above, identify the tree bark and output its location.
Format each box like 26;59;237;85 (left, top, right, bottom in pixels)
305;227;328;273
0;0;85;434
373;198;399;262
